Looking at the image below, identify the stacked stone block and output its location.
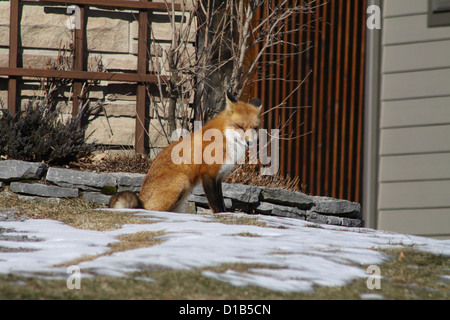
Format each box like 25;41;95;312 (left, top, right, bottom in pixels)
0;160;363;228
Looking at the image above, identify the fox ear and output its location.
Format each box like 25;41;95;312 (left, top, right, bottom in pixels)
226;90;238;112
250;98;262;107
226;90;238;103
251;98;262;113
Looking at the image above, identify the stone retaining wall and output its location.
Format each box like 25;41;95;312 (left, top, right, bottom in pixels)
0;160;363;227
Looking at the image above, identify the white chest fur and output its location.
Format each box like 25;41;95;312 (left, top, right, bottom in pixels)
219;129;248;179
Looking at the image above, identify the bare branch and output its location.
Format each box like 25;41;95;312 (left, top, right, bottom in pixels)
144;0;319;149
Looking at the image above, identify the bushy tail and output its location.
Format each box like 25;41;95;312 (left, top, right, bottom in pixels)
108;191;143;209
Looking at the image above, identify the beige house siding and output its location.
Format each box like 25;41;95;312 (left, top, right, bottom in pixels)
378;0;450;237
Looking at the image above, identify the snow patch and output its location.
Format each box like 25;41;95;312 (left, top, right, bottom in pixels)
0;209;449;292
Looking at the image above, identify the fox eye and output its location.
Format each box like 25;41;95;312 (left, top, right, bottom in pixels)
235;124;244;131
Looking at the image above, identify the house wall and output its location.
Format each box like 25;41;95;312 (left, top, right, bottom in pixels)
378;0;450;237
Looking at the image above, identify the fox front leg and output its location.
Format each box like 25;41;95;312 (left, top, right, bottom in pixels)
202;175;226;213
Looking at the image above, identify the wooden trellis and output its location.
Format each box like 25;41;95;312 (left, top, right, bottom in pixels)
0;0;180;154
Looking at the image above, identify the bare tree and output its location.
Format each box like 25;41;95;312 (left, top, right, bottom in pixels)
147;0;321;142
197;0;322;118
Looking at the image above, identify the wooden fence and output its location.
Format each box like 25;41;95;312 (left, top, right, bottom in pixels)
252;0;367;202
0;0;180;154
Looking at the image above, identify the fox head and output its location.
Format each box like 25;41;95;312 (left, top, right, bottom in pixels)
224;91;262;145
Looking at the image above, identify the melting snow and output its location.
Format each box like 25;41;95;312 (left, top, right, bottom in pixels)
0;209;449;292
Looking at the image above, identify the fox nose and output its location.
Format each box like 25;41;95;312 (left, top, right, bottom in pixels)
245;136;256;148
245;131;258;146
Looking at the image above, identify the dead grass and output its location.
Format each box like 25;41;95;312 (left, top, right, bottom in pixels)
309;249;450;300
225;162;306;192
0;192;166;268
73;152;305;192
0;191;148;231
111;230;165;252
1;183;448;299
231;232;262;237
0;191;448;299
74;152;151;174
59;230;166;267
212;214;270;228
0;249;448;300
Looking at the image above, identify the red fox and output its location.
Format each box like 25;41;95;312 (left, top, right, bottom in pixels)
109;92;262;213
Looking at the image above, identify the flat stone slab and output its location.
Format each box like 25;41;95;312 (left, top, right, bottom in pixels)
82;192;112;205
111;172;146;187
256;202;306;219
187;194;209;207
111;172;146;192
192;183;261;204
9;182;79;198
0;160;47;181
222;183;261;204
261;187;314;209
311;196;361;218
46;167;117;190
306;211;362;227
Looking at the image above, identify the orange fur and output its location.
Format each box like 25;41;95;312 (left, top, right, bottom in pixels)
108;94;262;213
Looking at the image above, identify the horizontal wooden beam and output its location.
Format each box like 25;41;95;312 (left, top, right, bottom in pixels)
25;0;182;11
0;67;168;83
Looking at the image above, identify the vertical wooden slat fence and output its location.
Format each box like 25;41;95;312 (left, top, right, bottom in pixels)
0;0;180;154
253;0;367;202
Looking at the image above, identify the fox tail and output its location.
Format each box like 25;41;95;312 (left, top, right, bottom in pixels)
108;191;143;209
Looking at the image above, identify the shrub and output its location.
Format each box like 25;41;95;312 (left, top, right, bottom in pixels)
0;101;96;165
225;162;305;193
